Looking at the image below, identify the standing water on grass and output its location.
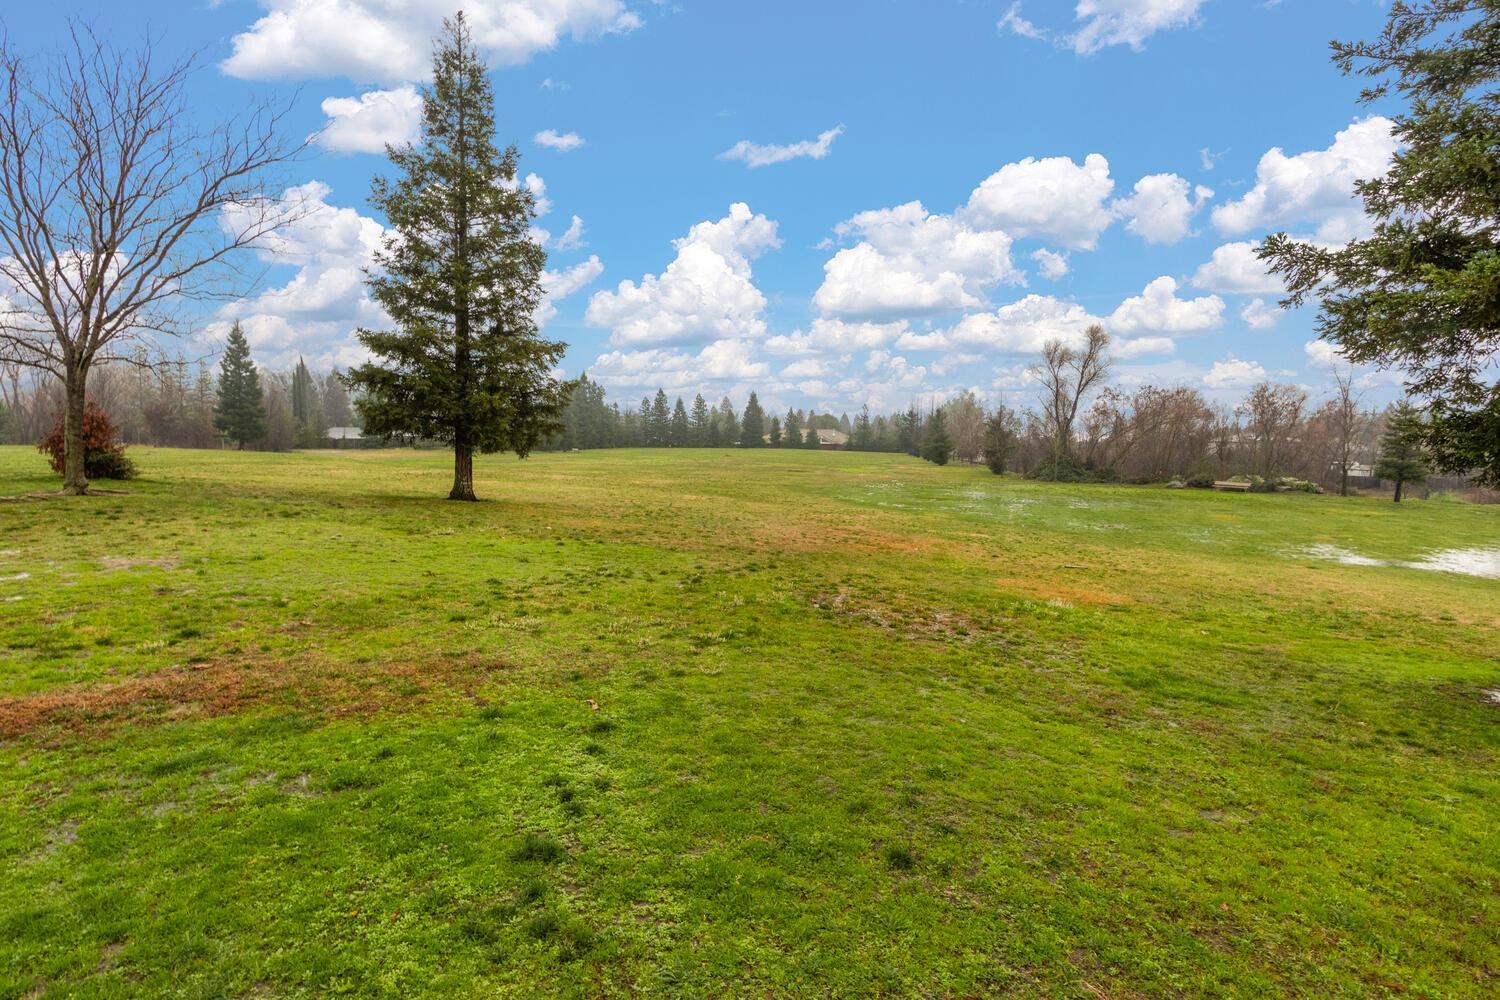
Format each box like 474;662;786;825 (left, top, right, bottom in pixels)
1298;544;1500;580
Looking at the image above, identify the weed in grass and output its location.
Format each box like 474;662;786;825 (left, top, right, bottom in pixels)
884;845;916;871
512;833;564;864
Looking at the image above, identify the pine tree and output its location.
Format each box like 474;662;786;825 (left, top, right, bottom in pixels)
922;408;953;465
769;416;782;446
690;393;710;446
852;406;873;450
213;323;265;449
670;397;689;447
707;412;723;447
649;389;671;446
804;424;819;448
740;392;765;447
782;408;801;448
896;406;918;455
1260;3;1500;487
322;369;353;427
291;357;324;447
1375;401;1431;503
983;407;1018;474
345;14;569;500
718;396;740;445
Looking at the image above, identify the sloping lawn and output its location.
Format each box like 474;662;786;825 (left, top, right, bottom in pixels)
1;445;1496;998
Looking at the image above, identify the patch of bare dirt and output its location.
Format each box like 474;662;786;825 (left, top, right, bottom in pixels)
0;653;518;741
99;556;180;571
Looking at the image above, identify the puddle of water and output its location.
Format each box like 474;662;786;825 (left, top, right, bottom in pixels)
1298;544;1500;580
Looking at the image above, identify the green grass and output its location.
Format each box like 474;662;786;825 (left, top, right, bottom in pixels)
0;445;1496;998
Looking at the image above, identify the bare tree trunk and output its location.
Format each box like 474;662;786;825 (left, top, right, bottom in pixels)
1340;466;1349;497
450;437;476;501
61;362;88;495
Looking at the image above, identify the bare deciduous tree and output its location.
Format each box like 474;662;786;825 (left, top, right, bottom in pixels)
945;390;986;464
1031;323;1112;475
0;26;304;493
1238;382;1308;479
1327;366;1370;497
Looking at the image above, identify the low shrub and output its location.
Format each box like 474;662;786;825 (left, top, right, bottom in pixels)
1025;457;1119;484
38;402;137;480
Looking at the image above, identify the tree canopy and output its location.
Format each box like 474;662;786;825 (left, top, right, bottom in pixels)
1260;1;1500;486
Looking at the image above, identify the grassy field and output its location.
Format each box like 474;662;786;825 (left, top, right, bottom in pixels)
0;445;1496;999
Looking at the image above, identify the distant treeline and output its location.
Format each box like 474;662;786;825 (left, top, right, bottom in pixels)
0;355;357;453
546;374;1400;491
0;350;1468;496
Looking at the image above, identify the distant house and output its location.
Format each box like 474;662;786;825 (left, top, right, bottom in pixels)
327;426;364;442
814;428;848;450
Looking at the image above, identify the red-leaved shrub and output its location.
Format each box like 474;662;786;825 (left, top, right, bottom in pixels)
39;402;137;480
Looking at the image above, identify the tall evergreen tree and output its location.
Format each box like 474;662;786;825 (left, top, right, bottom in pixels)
322;368;354;428
213;323;265;450
291;358;313;427
1260;3;1500;486
1375;401;1431;503
898;406;921;456
922;408;954;465
852;405;874;450
782;408;801;448
670;397;690;447
769;415;782;446
690;393;710;446
983;407;1019;474
718;396;740;445
706;411;723;447
740;392;766;447
804;424;819;448
649;389;671;446
346;14;569;500
290;357;325;447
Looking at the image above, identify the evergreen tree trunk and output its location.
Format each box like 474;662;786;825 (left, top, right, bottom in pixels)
1393;479;1403;504
61;362;88;495
450;436;476;501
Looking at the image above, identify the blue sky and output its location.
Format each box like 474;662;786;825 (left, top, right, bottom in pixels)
10;1;1403;414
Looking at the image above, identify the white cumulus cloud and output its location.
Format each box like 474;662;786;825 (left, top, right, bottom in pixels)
536;255;604;326
765;318;907;356
318;86;422;153
1032;249;1070;279
962;153;1116;250
588;338;771;395
1240;298;1280;330
814;201;1019;321
222;0;642;84
1212;117;1398;243
585;203;781;347
1113;173;1212;245
1108;276;1224;334
211;180;387;369
1191;241;1286;294
904;295;1104;355
1203;357;1266;390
